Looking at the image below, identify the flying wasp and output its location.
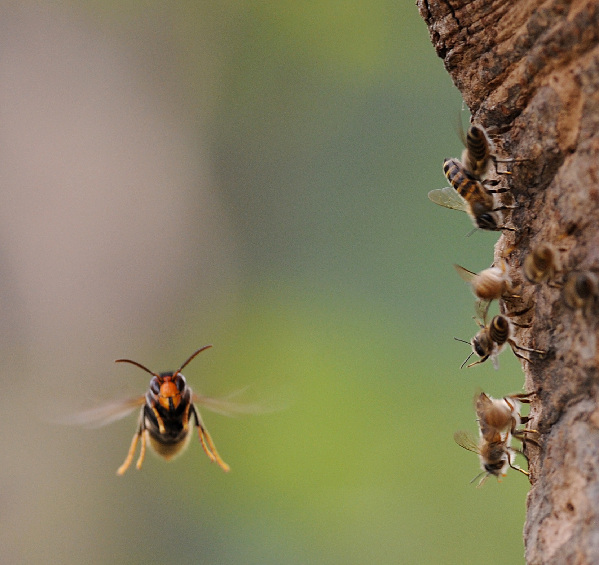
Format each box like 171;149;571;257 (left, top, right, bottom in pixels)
72;345;265;475
428;158;514;232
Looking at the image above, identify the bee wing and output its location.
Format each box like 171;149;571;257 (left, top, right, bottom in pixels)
453;430;480;454
192;387;285;417
63;396;146;428
427;186;469;212
474;298;492;323
453;264;476;283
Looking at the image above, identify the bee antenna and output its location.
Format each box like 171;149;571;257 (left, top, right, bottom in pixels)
470;470;487;485
175;345;213;375
465;227;479;238
454;337;471;345
115;358;159;377
460;351;475;369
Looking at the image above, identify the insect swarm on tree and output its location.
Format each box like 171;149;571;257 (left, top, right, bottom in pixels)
418;1;599;561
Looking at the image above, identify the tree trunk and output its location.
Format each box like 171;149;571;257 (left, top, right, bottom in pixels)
417;1;599;563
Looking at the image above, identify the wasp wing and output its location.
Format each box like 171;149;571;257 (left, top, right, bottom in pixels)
453;430;480;454
427;186;469;212
192;387;285;417
64;396;146;428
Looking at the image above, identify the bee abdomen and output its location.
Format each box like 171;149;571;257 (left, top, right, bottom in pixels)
466;125;489;163
489;315;510;346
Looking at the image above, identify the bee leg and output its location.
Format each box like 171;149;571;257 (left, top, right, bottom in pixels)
509;305;533;318
486;185;511;194
511;391;536;404
191;405;230;472
511;463;530;477
466;356;488;368
521;432;541;449
512;341;547;356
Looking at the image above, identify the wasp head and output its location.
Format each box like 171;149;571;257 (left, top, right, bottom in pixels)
149;372;187;412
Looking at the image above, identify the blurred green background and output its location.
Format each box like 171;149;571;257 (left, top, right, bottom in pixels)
0;2;531;564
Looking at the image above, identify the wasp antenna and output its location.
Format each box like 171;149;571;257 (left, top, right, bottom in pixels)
176;345;213;374
115;358;159;377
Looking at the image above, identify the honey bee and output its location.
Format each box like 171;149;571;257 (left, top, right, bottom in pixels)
73;346;264;475
563;271;598;317
454;260;519;319
454;391;535;486
456;315;546;369
461;124;495;179
460;123;519;180
523;243;560;284
475;391;536;442
428;158;514;232
453;430;527;487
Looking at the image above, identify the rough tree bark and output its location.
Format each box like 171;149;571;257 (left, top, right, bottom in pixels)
417;1;599;564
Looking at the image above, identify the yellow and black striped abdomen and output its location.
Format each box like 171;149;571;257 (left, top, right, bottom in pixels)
466;125;490;164
443;158;484;200
488;315;510;347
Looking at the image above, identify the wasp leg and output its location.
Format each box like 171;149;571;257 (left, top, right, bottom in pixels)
191;405;230;472
135;431;147;470
117;408;146;475
181;402;191;433
117;430;141;475
150;404;166;434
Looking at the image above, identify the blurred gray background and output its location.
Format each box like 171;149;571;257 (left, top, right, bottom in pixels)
1;3;529;564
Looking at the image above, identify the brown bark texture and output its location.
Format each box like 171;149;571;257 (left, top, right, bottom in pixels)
418;1;599;564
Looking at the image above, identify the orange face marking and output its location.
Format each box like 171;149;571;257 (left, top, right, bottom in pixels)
158;380;181;411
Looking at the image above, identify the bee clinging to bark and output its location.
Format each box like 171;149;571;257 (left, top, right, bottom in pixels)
454;391;535;486
72;346;266;475
461;124;495;180
475;391;537;443
563;271;598;317
454;260;519;319
523;243;561;285
460;123;521;180
456;315;546;370
428;158;514;232
454;430;523;486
